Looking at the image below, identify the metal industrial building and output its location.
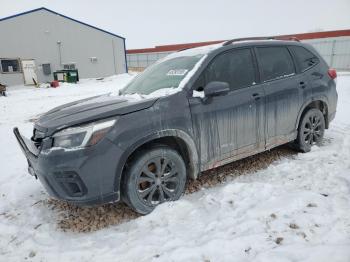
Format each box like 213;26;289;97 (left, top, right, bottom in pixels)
127;30;350;71
0;7;127;86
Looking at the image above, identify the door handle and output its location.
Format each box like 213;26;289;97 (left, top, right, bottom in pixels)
311;72;323;79
299;81;306;89
252;93;261;100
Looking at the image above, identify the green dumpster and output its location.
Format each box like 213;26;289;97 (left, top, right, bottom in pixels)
53;69;79;83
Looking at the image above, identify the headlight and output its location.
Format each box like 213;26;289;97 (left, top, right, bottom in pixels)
52;118;117;149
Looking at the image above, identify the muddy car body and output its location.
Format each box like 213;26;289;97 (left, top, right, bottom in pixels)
14;38;338;214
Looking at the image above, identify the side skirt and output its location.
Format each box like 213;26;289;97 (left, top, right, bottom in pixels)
200;131;297;172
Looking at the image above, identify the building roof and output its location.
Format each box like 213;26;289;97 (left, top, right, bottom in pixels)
127;40;224;54
0;7;125;40
127;29;350;54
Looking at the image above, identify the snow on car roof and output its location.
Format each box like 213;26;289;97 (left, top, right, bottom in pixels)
163;42;223;60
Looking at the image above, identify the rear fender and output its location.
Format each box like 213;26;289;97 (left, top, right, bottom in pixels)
295;96;329;129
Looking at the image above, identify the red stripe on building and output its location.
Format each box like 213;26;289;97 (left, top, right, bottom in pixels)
126;40;224;54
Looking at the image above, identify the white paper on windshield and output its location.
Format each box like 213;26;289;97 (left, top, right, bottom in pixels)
166;69;188;76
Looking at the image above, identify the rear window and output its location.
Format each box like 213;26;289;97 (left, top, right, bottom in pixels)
256;47;295;82
289;46;319;72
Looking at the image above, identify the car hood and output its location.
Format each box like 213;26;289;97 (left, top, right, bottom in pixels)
35;94;158;135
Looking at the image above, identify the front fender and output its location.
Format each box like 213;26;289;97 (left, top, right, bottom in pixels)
113;129;200;194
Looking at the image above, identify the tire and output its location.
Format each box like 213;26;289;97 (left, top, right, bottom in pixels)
295;108;325;152
122;146;187;215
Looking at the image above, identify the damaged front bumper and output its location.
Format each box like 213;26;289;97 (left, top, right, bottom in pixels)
13;127;122;206
13;127;39;178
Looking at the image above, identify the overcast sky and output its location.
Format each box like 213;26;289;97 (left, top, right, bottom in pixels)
0;0;349;49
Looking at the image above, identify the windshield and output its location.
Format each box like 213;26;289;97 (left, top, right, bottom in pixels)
121;54;204;95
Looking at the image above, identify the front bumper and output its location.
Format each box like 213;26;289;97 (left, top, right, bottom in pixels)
13;127;122;206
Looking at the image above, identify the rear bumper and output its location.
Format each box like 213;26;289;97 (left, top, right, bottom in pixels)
13;127;122;206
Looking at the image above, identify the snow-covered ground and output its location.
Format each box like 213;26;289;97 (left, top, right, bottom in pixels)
0;74;350;262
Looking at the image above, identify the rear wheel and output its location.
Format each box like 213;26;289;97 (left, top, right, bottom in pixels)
295;108;325;152
123;146;187;214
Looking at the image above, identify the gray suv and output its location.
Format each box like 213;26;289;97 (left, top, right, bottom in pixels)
14;38;338;214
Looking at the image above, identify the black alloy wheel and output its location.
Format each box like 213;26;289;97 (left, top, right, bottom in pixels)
123;146;186;214
296;108;325;152
137;156;181;205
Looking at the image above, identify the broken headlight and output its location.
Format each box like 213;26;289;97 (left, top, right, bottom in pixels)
52;118;117;149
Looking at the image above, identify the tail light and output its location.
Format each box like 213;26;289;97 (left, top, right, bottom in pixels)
328;68;337;80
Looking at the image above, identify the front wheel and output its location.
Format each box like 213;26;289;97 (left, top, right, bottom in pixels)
295;108;325;152
122;146;187;215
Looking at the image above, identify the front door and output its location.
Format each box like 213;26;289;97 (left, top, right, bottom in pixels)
189;48;265;170
21;60;38;85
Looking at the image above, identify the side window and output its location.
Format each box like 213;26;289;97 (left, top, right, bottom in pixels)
256;47;295;82
201;49;256;91
289;46;319;72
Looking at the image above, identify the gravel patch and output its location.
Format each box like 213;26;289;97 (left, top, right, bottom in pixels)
46;145;296;232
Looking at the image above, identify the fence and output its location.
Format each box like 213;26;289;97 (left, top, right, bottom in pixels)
127;51;173;71
127;36;350;71
304;36;350;71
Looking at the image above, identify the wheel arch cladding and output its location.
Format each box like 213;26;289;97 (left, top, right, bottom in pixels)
114;129;200;192
296;98;329;130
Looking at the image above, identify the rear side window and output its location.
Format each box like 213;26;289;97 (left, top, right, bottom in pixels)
204;48;256;91
289;46;319;72
256;47;295;82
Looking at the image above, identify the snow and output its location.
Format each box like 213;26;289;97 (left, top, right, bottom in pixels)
192;90;205;98
1;73;350;261
159;43;221;62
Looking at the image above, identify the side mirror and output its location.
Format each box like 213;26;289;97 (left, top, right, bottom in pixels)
204;81;230;98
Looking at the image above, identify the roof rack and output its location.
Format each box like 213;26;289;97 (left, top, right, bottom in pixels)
223;36;300;46
223;36;275;46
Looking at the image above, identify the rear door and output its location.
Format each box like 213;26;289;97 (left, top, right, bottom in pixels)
255;46;301;148
288;45;320;101
188;48;265;170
